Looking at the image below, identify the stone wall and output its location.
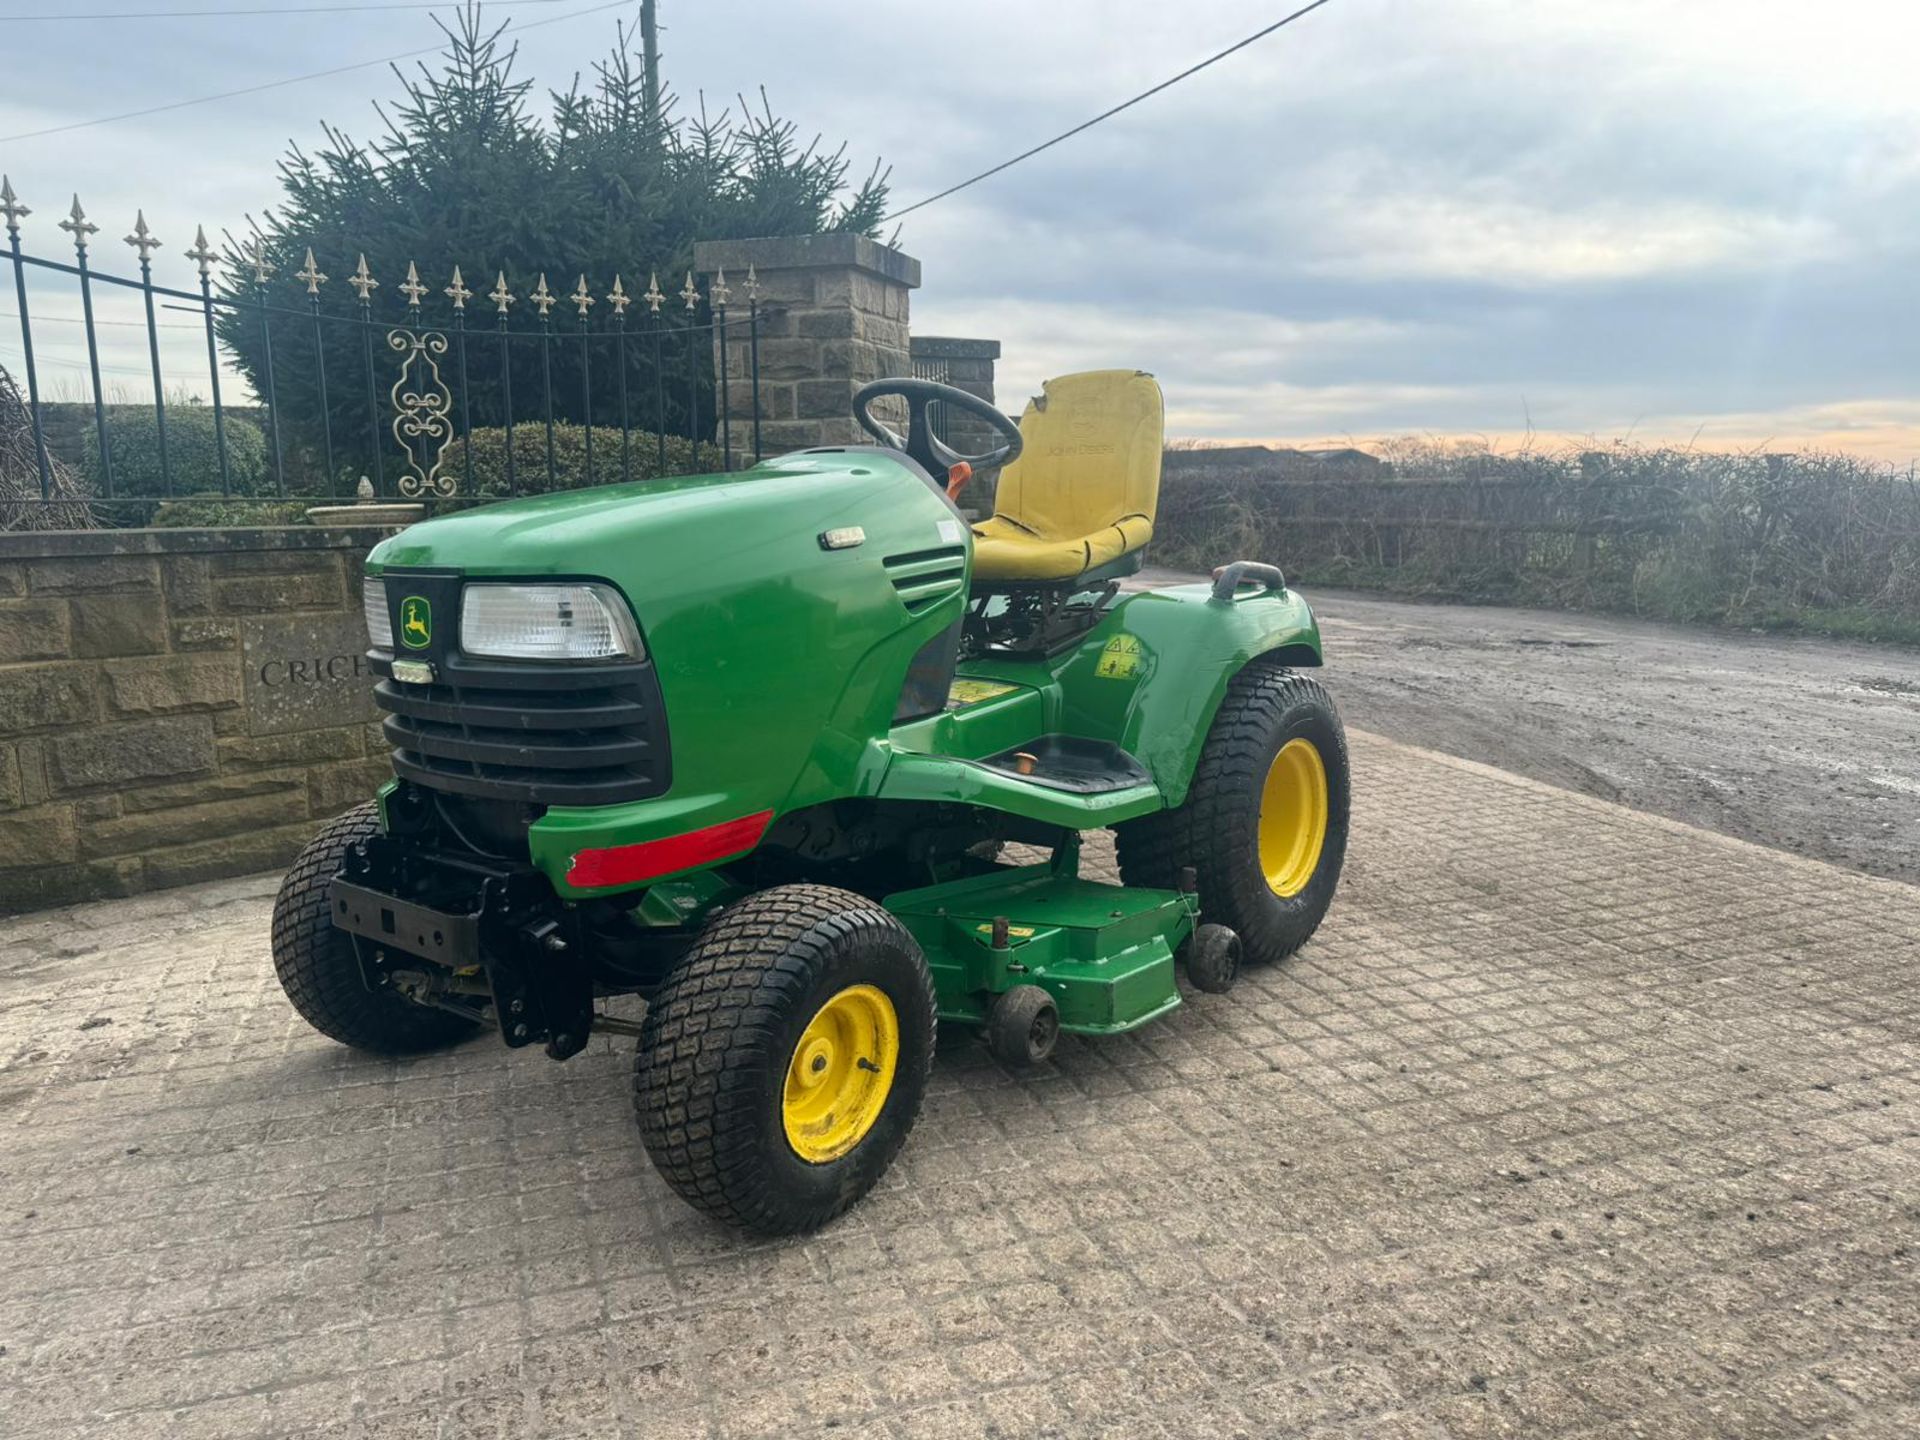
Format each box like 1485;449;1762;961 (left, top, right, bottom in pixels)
0;526;397;914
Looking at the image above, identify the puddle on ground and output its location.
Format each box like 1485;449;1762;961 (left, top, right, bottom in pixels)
1850;676;1920;698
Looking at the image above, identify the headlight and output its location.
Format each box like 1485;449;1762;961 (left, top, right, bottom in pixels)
362;576;393;649
460;582;643;661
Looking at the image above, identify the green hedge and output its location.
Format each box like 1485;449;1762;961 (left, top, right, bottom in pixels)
84;407;269;524
441;424;726;499
84;405;268;494
150;495;311;528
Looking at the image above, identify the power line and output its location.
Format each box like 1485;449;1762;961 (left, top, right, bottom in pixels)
1;2;569;19
885;0;1335;223
1;311;204;330
0;0;634;144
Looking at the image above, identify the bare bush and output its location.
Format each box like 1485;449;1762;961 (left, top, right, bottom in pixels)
1155;439;1920;642
0;364;94;531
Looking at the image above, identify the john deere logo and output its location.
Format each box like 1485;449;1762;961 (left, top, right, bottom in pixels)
399;596;431;649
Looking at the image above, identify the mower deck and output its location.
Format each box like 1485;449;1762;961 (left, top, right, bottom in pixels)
885;851;1195;1035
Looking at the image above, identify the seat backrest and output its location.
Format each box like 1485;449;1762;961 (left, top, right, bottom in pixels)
991;370;1164;541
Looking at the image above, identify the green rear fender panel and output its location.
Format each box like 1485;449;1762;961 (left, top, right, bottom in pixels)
1054;582;1322;808
365;451;968;899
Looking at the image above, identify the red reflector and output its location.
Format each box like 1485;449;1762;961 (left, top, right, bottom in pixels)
567;810;773;889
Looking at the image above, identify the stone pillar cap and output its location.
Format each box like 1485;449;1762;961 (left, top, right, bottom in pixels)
693;233;920;289
909;336;1001;360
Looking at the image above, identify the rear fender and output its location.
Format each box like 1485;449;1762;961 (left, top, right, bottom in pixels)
1055;580;1322;808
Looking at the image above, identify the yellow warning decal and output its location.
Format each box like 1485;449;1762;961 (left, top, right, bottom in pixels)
947;678;1020;708
1094;634;1143;679
974;922;1038;939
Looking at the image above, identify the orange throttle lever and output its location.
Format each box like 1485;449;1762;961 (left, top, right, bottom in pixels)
945;461;973;502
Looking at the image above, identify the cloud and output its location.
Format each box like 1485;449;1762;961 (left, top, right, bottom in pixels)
1296;191;1841;286
2;0;1916;459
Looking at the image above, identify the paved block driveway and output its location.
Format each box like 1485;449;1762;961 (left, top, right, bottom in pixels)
3;732;1917;1438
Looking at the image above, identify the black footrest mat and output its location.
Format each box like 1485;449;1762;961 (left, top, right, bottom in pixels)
976;735;1153;794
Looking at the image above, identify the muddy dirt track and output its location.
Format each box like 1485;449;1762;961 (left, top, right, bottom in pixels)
1138;570;1920;888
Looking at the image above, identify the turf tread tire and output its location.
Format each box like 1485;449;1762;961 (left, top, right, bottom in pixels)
270;803;479;1054
1116;662;1349;965
632;883;936;1235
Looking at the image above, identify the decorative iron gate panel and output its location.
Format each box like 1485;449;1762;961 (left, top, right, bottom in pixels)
0;180;765;521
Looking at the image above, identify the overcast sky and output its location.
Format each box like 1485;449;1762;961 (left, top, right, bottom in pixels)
2;0;1915;459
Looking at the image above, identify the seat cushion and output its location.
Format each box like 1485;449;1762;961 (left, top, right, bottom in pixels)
992;371;1163;540
973;370;1164;584
971;513;1154;583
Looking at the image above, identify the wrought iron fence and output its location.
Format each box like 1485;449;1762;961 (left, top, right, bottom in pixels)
1;180;764;522
908;349;955;449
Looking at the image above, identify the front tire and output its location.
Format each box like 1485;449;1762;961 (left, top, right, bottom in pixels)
633;884;936;1235
1116;662;1350;965
270;803;480;1054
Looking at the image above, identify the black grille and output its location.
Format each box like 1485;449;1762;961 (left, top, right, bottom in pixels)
371;652;670;806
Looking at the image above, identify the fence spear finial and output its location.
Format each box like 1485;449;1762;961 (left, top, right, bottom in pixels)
571;274;595;318
743;264;759;304
59;194;98;252
709;267;730;308
643;271;664;313
489;270;514;313
0;176;29;237
607;274;630;314
347;253;379;303
248;236;274;285
185;224;218;277
530;273;555;317
445;265;472;310
679;270;699;311
123;210;161;263
295;246;328;295
399;260;428;309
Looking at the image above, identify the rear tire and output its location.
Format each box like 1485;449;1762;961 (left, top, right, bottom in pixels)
270;803;480;1055
633;884;936;1235
1116;662;1349;965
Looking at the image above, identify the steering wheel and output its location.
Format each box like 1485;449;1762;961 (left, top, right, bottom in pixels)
852;377;1023;497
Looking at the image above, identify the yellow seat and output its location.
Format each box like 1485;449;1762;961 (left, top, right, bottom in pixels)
971;370;1164;584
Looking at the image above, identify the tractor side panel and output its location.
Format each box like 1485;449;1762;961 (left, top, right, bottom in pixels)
1054;582;1323;808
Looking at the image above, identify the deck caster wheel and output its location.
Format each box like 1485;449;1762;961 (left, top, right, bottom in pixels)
1183;923;1241;994
987;985;1059;1068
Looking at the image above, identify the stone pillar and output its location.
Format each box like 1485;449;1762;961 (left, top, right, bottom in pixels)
693;233;919;459
909;336;999;404
909;335;1002;461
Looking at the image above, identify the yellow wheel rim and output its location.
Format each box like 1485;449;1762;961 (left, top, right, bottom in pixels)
782;984;899;1164
1258;737;1329;898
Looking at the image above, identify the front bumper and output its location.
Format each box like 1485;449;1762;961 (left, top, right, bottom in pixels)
329;833;594;1059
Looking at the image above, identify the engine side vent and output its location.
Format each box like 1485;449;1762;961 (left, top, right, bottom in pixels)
883;545;968;614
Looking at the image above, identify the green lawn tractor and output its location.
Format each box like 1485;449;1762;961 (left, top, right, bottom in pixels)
271;368;1350;1234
